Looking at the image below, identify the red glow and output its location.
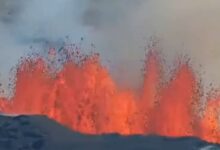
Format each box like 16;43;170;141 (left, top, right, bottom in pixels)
0;48;220;143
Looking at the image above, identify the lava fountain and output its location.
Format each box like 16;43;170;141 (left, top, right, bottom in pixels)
0;46;220;143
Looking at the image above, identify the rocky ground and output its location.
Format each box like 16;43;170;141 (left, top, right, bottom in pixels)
0;115;219;150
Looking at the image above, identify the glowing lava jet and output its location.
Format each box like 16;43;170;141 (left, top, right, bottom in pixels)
0;46;220;143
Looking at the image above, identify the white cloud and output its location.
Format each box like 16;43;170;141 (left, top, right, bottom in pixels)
1;0;220;93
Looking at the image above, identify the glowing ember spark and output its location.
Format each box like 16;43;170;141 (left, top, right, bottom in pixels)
0;47;219;143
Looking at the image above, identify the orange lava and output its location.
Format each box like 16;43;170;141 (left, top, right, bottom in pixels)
0;47;220;143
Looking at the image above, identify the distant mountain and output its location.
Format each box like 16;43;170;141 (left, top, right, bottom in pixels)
0;115;219;150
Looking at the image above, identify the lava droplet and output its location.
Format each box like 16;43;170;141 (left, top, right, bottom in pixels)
0;47;219;144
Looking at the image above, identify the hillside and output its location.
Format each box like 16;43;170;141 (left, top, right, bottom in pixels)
0;115;219;150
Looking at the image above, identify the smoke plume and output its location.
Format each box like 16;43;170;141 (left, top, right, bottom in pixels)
0;0;220;93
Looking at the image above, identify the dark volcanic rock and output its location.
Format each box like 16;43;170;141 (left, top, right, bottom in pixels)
0;115;219;150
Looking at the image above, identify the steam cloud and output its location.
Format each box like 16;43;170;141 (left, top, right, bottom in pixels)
0;0;220;94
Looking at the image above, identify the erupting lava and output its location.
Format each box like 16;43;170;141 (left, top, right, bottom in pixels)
0;46;220;143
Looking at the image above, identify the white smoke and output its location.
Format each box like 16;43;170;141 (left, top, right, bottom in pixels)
0;0;220;94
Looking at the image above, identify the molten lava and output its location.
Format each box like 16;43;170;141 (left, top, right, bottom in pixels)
0;47;220;143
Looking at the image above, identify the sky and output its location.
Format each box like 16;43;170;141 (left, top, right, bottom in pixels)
0;0;220;95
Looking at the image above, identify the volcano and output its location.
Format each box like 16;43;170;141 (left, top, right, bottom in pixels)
0;46;220;144
0;114;219;150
